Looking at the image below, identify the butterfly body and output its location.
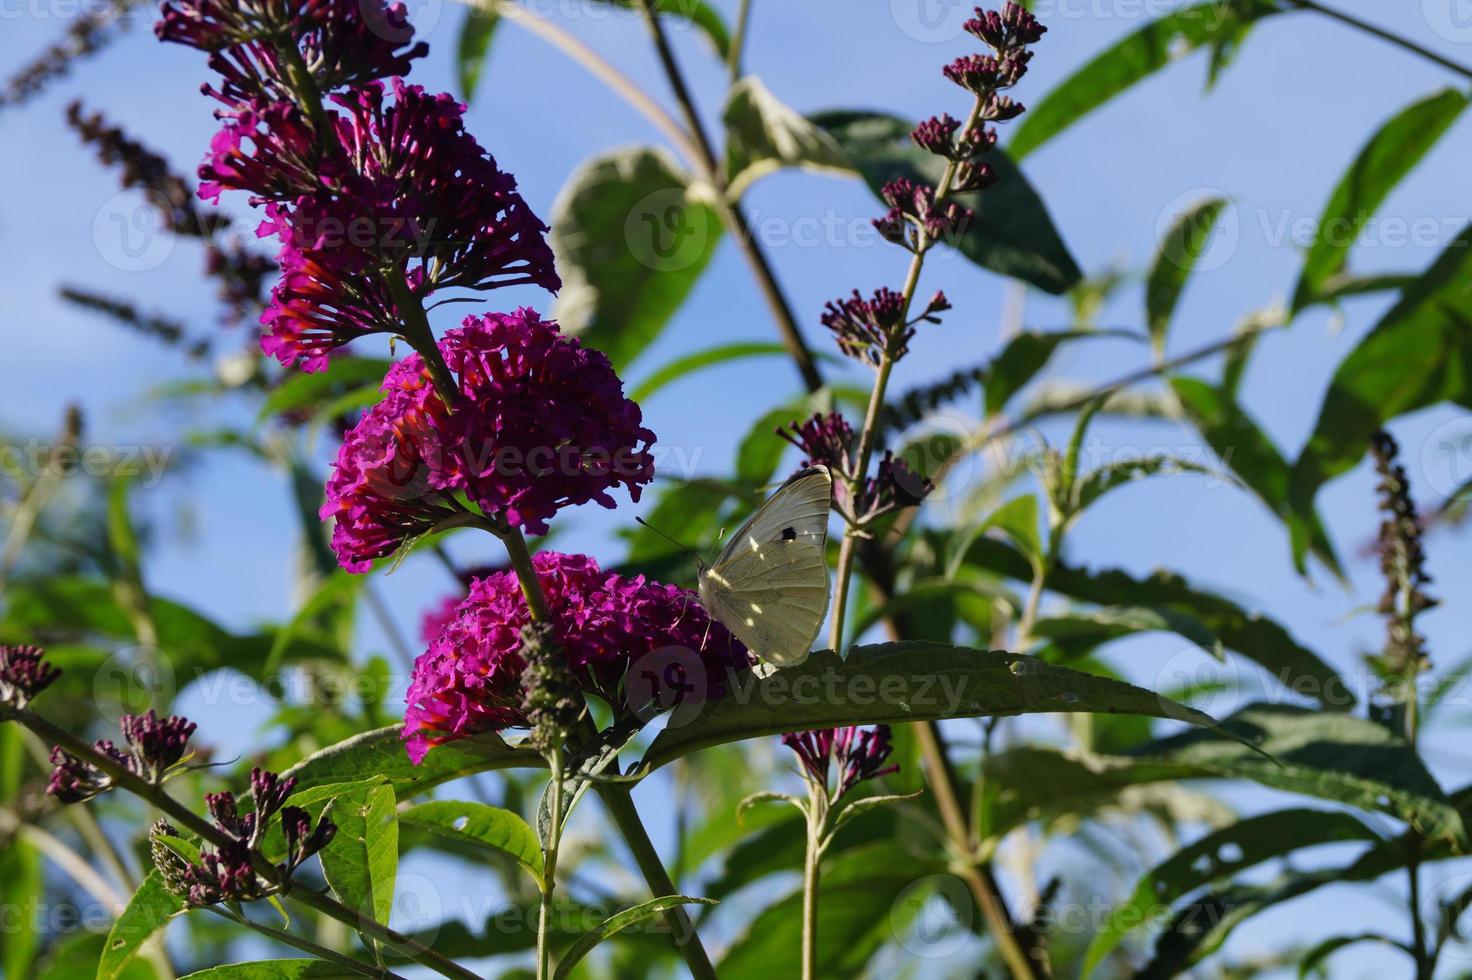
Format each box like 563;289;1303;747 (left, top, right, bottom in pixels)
697;466;833;667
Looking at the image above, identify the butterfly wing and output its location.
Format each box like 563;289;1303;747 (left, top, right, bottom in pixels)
699;467;832;667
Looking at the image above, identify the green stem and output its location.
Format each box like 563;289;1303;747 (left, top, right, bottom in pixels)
385;273;459;407
1286;0;1472;81
631;0;824;393
728;0;753;83
799;790;827;980
594;782;718;980
208;906;401;979
10;709;481;980
826;97;985;650
500;524;553;623
536;751;564;980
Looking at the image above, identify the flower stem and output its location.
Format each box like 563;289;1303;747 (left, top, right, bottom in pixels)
728;0;753;83
631;0;824;393
386;273;460;407
500;524;553;623
10;709;481;980
594;782;718;980
799;792;827;980
827;97;984;651
1285;0;1472;81
536;750;565;980
208;906;402;979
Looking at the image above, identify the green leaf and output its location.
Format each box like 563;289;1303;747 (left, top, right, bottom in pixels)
399;801;544;885
551;147;722;369
631;341;807;403
1289;223;1472;568
1147;197;1227;355
1170;377;1343;578
1031;605;1223;660
640;641;1232;771
1291;88;1467;313
717;844;944;978
737;391;832;486
321;783;398;930
1009;0;1283;159
2;839;42;979
981;704;1462;844
962;536;1350;708
553;896;718;980
1135;704;1462;840
1081;808;1382;976
1072;454;1223;516
813;110;1081;294
723;76;850;198
1298;934;1411;978
257;358;393;422
456;6;500;102
976;494;1043;567
177;962;362;979
283;726;543;801
98;871;183;980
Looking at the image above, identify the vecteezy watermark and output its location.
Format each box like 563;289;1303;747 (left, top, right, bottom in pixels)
1416;415;1472;500
892;874;975;959
0;440;173;486
1421;0;1472;43
624;186;717;273
889;0;1237;42
1154;189;1239;273
93;190;176;272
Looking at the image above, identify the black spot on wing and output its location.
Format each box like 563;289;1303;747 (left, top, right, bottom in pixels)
781;527;797;542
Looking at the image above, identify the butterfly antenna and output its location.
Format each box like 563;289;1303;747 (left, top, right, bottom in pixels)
635;517;706;571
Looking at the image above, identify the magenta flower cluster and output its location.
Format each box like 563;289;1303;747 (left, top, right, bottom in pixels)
158;0;558;371
322;310;656;571
404;552;751;762
48;710;198;803
779;412;933;524
782;725;899;800
0;644;61;710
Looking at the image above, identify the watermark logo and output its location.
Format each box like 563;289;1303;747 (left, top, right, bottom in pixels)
93;191;175;272
625;187;714;272
1154;189;1238;273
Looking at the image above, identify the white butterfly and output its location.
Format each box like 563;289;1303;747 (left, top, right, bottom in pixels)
698;466;833;668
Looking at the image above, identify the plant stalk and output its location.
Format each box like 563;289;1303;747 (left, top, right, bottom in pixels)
10;709;481;980
536;750;565;980
1286;0;1472;81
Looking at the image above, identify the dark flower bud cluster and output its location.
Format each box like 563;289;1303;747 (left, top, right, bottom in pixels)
1370;430;1438;675
47;711;198;804
778;412;934;526
875;178;973;252
782;725;899;801
0;644;61;711
155;768;334;908
518;622;582;754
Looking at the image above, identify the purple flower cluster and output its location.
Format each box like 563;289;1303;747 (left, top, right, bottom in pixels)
779;412;933;524
0;644;60;710
158;0;558;371
875;177;973;253
782;725;899;800
821;286;950;366
404;552;751;763
158;767;334;906
322;311;656;571
48;710;198;803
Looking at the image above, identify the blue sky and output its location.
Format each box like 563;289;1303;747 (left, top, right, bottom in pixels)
5;0;1472;974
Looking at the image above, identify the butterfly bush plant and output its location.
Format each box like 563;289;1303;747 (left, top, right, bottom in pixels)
6;0;1472;977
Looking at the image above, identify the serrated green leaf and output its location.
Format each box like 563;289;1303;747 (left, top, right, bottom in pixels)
1081;808;1382;976
641;641;1232;771
321;783;398;930
1147;197;1227;355
176;962;362;979
723;76;849;198
283;726;543;801
1031;604;1223;660
551;147;722;370
812;110;1080;294
1291;88;1467;313
1171;377;1343;579
399;801;543;885
553;896;717;980
97;871;183;980
1289;223;1472;569
1009;0;1282;159
962;536;1349;708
